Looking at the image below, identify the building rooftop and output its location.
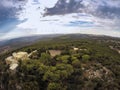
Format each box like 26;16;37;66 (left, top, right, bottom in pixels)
49;50;61;57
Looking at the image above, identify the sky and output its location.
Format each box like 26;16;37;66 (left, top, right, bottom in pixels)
0;0;120;40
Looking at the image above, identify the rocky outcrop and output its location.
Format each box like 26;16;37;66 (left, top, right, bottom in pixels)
82;63;113;81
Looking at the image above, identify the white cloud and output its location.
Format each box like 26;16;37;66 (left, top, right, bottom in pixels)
0;0;120;40
39;0;58;8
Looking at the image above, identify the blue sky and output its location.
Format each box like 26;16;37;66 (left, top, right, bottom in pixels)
0;0;120;40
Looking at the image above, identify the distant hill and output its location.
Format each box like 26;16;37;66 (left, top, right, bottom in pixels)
0;34;119;54
0;34;61;54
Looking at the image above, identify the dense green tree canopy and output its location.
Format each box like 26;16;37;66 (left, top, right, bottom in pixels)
0;36;120;90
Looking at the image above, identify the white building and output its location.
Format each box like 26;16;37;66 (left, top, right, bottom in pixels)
5;51;29;70
73;47;79;51
9;63;18;70
12;52;28;60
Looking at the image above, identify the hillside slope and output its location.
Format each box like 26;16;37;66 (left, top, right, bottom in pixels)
0;34;120;90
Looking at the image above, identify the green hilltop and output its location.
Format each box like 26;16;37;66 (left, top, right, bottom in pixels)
0;34;120;90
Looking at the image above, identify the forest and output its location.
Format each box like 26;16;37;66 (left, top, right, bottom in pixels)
0;34;120;90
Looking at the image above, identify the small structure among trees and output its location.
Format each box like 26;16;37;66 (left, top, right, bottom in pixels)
73;47;79;51
49;50;61;57
12;52;29;60
5;50;39;70
5;52;29;70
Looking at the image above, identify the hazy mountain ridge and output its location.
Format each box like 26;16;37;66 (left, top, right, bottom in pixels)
0;34;61;54
0;34;119;54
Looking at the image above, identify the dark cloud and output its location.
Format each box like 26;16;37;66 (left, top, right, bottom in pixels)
44;0;120;20
0;0;27;22
44;0;84;15
0;0;27;34
94;5;120;19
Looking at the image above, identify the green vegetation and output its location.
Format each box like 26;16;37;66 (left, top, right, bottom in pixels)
0;35;120;90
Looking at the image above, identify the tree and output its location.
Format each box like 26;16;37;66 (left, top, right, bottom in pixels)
56;64;74;76
37;64;48;75
56;55;70;64
82;55;90;62
43;66;60;82
22;81;39;90
40;53;51;65
72;59;81;68
47;82;61;90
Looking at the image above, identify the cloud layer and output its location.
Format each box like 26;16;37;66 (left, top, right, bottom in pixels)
45;0;120;32
45;0;120;19
0;0;27;20
0;0;120;40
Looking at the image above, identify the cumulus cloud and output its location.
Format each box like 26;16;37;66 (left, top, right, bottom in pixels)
0;0;120;40
0;0;27;21
44;0;120;31
45;0;120;19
